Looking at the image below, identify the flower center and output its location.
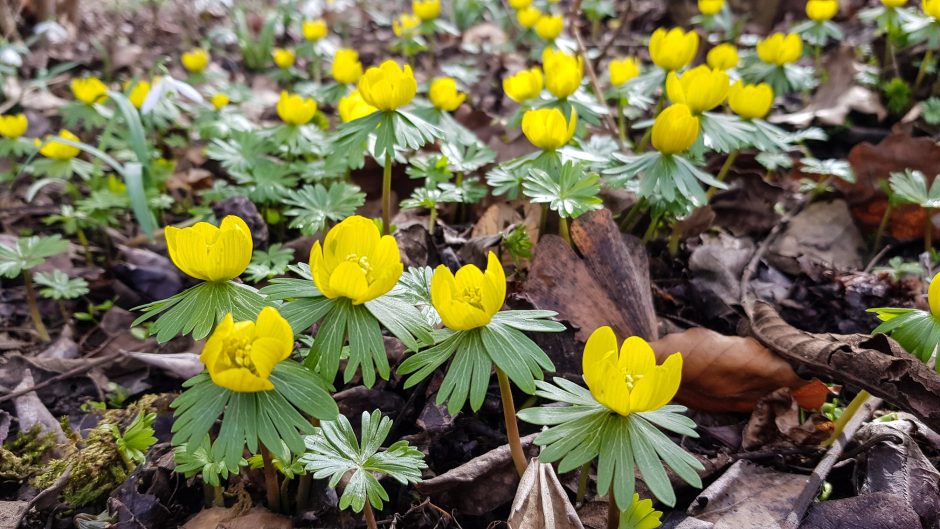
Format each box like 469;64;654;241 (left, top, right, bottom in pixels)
224;335;259;375
345;253;374;283
459;286;485;311
623;372;644;391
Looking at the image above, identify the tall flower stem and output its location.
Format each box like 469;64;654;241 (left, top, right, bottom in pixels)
260;444;281;513
823;389;870;447
382;151;393;236
607;492;621;529
496;367;527;477
874;203;894;253
636;81;665;152
22;271;50;342
616;100;627;144
575;461;591;504
559;216;572;247
915;48;935;93
363;502;379;529
707;149;739;200
925;207;934;254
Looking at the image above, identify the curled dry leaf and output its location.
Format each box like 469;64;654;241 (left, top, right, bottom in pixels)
508;458;584;529
650;327;829;413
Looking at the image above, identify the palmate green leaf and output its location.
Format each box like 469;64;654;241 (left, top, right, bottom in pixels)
283;182;366;235
172;362;338;470
518;377;704;509
889;169;940;208
330;111;384;169
481;322;554;394
801;158;856;184
398;330;461;388
700;112;752;153
174;435;246;487
365;295;434;351
750;119;794;153
486;165;527;199
300;410;427;513
389;266;440;326
132;280;269;342
244;243;295;283
207;132;273;176
606;151;724;206
437;329;491;414
400;185;462;210
0;235;69;278
34;270;89;300
406;153;453;184
441;141;496;173
346;301;389;387
869;307;940;367
523;161;604;220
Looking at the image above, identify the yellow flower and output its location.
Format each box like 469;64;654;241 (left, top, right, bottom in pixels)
310;215;403;305
332;48;364;85
535;14;564;40
698;0;724;15
0;114;28;139
338;89;378;122
728;81;774;119
182;48;210;73
582;326;682;416
925;0;940;17
429;77;466;111
393;13;422;37
127;80;150;109
665;65;729;114
517;6;541;27
165;215;253;282
358;60;417;111
883;0;906;5
927;272;940;318
71;77;109;105
543;47;583;98
272;48;296;69
303;19;328;41
37;130;81;160
509;0;532;8
648;27;699;71
521;107;577;151
211;93;230;109
706;43;738;70
200;307;293;393
609;57;640;86
431;252;505;331
276;91;317;125
503;68;544;103
757;33;803;65
806;0;838;21
651;104;699;155
413;0;441;21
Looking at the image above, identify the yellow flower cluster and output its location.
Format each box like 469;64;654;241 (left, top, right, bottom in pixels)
0;114;28;139
201;307;293;392
429;77;466;111
609;57;640;86
503;68;543;103
665;65;729;115
166;215;253;282
303;19;328;41
542;48;583;98
37;130;81;160
806;0;838;21
332;48;364;85
358;60;417;111
757;33;803;65
277;91;318;125
71;77;109;105
431;252;506;331
522;107;577;151
182;48;210;73
649;28;698;71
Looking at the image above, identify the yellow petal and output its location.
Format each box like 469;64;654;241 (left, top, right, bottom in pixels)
483;252;506;314
930;273;940;318
201;313;235;367
211;368;274;392
328;261;370;302
582;326;618;395
253;306;294;362
617;336;657;377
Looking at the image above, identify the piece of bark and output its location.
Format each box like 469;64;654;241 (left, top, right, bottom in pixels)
526;235;633;342
571;209;658;340
749;301;940;432
508;457;584;529
801;492;923;529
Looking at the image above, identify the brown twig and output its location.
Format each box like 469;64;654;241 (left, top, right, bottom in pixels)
567;0;624;149
781;395;882;529
597;0;634;62
0;353;121;403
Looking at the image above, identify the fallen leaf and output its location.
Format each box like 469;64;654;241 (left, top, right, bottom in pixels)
650;327;829;413
742;388;831;450
767;200;865;275
417;434;537;516
688;460;807;528
13;370;68;445
508;458;584;529
844;132;940;241
182;507;293;529
0;501;29;529
802;492;923;529
123;351;203;379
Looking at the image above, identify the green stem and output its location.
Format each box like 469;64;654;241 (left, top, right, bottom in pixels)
559;216;572;247
619;196;647;232
260;444;281;512
76;226;92;265
616;100;626;144
926;207;934;254
428;206;438;233
496;368;528;477
636;84;665;152
915;48;934;93
382;152;393;236
22;271;50;342
708;149;739;200
213;485;224;507
607;492;620;529
874;203;893;253
667;221;682;257
363;501;378;529
823;389;870;447
538;203;548;242
642;213;662;243
575;461;591;504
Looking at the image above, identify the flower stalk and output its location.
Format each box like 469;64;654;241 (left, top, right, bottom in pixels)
22;271;50;342
915;48;935;92
363;501;379;529
496;367;527;476
559;216;572;247
260;444;282;512
382;152;393;236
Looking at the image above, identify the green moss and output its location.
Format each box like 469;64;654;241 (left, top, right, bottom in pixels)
0;425;58;480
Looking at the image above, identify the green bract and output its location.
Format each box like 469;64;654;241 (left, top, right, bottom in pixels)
172;362;339;468
300;410;426;513
517;377;704;510
398;310;564;415
261;264;434;387
605;151;725;206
